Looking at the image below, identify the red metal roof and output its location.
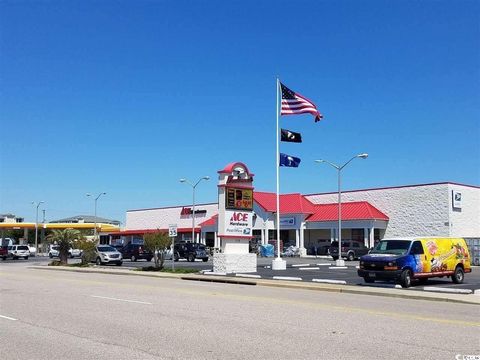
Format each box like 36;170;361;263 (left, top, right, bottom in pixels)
217;162;254;176
307;201;389;222
199;214;218;227
254;192;316;215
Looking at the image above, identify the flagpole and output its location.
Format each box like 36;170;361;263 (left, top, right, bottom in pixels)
273;78;286;270
276;78;280;259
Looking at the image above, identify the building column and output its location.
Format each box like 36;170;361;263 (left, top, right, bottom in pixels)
299;223;305;250
295;228;300;248
214;232;219;249
369;225;375;248
330;228;336;242
364;228;369;247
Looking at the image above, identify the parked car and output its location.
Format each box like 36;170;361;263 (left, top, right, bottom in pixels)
0;246;8;260
49;246;82;258
93;245;123;266
28;245;37;257
358;237;472;288
173;242;209;262
329;240;369;261
120;243;153;262
7;245;30;260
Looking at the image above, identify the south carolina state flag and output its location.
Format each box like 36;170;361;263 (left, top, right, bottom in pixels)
279;153;301;167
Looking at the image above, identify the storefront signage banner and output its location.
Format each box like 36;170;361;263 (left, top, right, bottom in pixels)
452;191;462;209
280;217;295;227
222;210;253;236
225;188;253;210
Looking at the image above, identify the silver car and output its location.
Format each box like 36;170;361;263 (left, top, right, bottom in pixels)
94;245;123;266
8;245;30;260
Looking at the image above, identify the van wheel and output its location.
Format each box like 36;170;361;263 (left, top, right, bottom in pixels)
347;252;355;261
452;266;464;284
188;254;195;262
202;258;208;262
49;253;53;258
400;269;412;288
96;257;102;265
331;256;338;261
174;253;179;262
131;255;137;262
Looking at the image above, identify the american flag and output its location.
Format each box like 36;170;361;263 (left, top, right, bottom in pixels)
280;82;323;122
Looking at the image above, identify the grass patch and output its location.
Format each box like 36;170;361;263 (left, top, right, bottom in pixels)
68;262;91;267
137;266;199;274
48;260;90;267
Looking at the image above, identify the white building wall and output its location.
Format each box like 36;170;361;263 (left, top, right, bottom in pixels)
306;183;479;238
448;184;480;237
126;203;218;230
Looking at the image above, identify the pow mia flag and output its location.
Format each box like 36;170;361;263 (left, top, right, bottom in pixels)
281;129;302;143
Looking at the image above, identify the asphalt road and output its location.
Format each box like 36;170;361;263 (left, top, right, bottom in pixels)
1;263;479;360
13;255;480;294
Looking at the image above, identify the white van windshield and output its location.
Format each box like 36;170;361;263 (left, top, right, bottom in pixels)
370;240;412;255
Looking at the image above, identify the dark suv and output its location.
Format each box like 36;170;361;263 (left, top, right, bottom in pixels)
173;242;209;262
329;240;369;261
120;243;153;262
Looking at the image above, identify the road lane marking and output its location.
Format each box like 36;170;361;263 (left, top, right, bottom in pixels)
90;295;152;305
0;315;17;321
291;264;311;267
312;279;347;285
272;276;302;281
299;267;320;270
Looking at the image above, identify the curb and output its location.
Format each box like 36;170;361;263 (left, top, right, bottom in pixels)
28;266;480;306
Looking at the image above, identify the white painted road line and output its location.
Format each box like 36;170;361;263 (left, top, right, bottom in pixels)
291;264;311;267
90;295;152;305
235;274;261;279
423;287;473;294
312;279;347;285
329;266;348;270
299;267;320;270
316;263;333;266
272;276;302;281
0;315;17;321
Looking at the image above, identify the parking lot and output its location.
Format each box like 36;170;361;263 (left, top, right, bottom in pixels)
4;254;479;295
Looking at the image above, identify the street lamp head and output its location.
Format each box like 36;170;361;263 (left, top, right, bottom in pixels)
314;160;325;163
179;178;186;183
357;153;369;159
202;176;210;181
86;193;91;197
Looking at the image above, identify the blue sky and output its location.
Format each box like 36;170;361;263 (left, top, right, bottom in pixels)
1;0;479;224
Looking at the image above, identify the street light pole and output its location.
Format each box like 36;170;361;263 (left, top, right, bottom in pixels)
315;153;368;266
180;176;210;243
31;201;44;253
86;192;106;242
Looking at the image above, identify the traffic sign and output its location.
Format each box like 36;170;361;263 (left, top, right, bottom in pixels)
168;224;177;237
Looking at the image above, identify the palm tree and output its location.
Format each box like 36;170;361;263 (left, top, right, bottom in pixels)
47;228;82;265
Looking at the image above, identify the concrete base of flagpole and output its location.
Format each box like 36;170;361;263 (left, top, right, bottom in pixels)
335;259;345;267
272;257;286;270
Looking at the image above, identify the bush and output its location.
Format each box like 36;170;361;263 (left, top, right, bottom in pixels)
48;260;63;266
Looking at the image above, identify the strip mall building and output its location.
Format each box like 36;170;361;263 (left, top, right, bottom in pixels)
112;179;479;264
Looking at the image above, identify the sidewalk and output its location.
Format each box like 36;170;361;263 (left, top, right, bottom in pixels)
29;265;480;306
